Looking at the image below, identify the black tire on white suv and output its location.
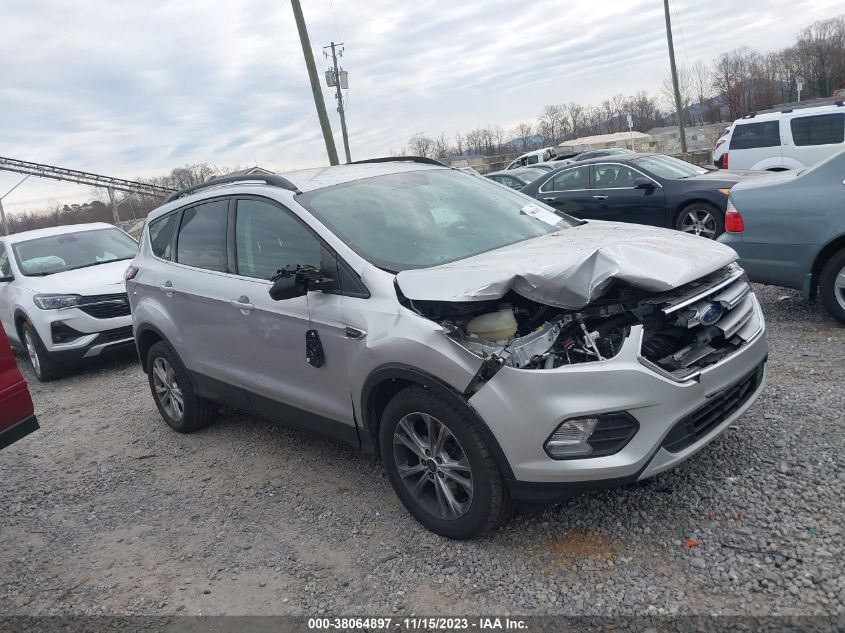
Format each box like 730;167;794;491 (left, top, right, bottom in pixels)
21;322;65;382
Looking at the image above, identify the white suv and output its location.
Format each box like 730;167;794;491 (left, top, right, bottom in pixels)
0;223;137;381
721;103;845;170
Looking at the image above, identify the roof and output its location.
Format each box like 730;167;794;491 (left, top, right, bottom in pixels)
733;102;845;123
277;161;445;193
485;167;545;178
146;160;449;223
1;222;114;244
557;131;649;149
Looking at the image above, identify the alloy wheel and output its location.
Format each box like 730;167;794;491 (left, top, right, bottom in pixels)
392;412;473;520
152;357;184;421
679;209;717;239
835;266;845;312
24;330;40;377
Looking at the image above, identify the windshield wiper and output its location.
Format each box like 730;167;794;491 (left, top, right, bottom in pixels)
59;257;133;273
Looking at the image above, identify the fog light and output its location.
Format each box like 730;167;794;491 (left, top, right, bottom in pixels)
545;418;598;458
544;413;639;460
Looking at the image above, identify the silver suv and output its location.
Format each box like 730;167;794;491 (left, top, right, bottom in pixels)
127;159;768;539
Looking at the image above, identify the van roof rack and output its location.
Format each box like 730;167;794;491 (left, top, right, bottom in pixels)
349;156;448;167
163;173;301;203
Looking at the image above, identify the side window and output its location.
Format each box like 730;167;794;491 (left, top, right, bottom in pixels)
0;243;11;277
791;113;845;146
594;164;640;188
544;167;588;192
500;176;521;189
526;155;539;165
175;200;228;272
729;121;780;150
148;212;180;260
235;199;321;280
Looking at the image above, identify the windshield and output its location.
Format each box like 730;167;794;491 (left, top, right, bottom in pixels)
12;228;138;276
297;169;578;271
631;154;707;179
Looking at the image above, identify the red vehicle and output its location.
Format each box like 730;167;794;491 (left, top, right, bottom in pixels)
0;324;38;450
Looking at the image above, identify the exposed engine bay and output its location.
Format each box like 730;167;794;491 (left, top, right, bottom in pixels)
403;265;758;382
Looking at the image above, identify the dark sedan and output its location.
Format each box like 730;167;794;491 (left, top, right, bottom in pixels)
519;153;756;239
484;167;547;190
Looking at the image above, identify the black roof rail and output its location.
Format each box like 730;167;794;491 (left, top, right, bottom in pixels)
349;156;448;167
742;112;757;119
163;173;300;203
837;100;844;107
781;108;793;113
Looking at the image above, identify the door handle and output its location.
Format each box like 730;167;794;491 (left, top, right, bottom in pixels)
542;197;557;203
344;326;366;340
159;282;176;295
230;296;255;312
592;195;608;200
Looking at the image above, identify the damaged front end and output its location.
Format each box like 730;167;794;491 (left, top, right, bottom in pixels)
402;264;760;393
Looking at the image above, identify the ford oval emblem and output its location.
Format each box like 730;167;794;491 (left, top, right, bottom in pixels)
700;303;724;326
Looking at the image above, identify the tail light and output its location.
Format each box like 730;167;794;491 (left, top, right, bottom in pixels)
725;200;744;233
124;265;139;281
723;151;729;169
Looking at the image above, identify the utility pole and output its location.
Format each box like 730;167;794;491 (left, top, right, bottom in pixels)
0;174;30;236
324;42;351;163
663;0;687;153
107;187;120;226
290;0;339;165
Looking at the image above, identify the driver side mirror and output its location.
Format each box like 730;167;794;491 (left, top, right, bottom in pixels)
633;177;655;191
268;265;331;301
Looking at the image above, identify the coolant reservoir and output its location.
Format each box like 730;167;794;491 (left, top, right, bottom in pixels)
466;305;518;342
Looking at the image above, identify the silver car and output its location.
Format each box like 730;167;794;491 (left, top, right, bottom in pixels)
127;159;768;539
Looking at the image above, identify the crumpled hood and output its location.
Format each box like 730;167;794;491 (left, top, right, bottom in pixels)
21;260;130;295
396;221;737;309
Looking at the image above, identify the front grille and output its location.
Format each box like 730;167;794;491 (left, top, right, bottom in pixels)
78;293;131;319
94;326;134;344
661;362;764;453
641;266;761;380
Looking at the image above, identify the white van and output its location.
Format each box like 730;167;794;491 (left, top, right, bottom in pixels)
506;146;557;170
721;103;845;171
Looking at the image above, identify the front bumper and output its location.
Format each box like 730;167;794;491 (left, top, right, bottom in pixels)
469;294;768;499
30;308;134;362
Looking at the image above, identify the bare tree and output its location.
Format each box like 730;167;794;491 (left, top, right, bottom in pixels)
538;104;565;145
510;122;534;152
408;132;434;158
795;16;845;99
661;65;695;125
566;102;585;138
454;133;464;156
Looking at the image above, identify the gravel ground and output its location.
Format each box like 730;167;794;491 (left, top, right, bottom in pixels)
1;283;843;617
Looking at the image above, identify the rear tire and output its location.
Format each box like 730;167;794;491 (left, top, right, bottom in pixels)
379;385;511;539
675;202;724;239
819;249;845;325
22;322;65;382
146;341;216;433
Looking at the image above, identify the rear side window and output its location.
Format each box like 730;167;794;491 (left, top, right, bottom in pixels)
148;212;179;260
176;200;228;271
729;121;780;149
543;167;589;192
790;113;845;146
235;199;321;280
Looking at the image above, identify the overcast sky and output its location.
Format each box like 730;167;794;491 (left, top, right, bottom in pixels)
1;0;841;215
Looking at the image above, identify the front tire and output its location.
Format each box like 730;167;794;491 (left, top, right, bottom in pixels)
819;249;845;325
675;202;724;239
146;341;216;433
379;385;511;539
22;322;65;382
